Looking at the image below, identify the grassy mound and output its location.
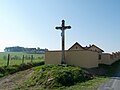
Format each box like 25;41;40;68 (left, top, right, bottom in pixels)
24;64;93;89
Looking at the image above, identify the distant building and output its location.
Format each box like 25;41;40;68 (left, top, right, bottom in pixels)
4;46;48;54
4;46;24;52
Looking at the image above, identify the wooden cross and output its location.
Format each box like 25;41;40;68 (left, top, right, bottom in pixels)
55;20;71;64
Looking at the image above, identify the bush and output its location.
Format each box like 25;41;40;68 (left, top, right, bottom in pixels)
0;61;45;78
18;63;33;71
0;67;6;77
0;67;6;74
0;74;4;77
32;61;44;66
5;66;18;74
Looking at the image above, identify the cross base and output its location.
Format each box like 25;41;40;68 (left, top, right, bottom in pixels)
61;61;66;64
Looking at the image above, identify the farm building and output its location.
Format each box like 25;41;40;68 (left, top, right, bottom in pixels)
45;42;120;68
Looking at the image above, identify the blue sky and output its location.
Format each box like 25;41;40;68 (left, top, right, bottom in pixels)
0;0;120;53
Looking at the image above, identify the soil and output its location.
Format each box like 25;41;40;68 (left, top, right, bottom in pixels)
0;68;33;90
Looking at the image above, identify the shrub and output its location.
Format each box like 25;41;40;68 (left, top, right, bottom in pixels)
0;61;45;78
0;74;4;77
32;61;44;66
18;63;33;71
0;67;6;77
0;67;5;74
5;66;18;74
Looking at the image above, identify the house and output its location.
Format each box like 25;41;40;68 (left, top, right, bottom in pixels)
45;42;120;68
68;42;84;50
68;42;104;65
68;42;104;52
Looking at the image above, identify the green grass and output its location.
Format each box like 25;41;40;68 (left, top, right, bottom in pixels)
0;59;42;66
17;77;108;90
62;77;108;90
0;52;44;59
0;52;44;67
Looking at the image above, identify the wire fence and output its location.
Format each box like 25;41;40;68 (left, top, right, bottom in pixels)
0;54;44;67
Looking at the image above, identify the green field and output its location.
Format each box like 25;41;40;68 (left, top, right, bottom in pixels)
0;52;44;66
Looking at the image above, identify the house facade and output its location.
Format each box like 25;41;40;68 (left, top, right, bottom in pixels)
45;42;120;68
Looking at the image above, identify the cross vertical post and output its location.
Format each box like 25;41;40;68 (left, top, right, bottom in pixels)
55;20;71;64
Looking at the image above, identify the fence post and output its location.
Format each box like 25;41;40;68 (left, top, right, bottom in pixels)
7;54;10;66
31;55;33;63
22;55;24;64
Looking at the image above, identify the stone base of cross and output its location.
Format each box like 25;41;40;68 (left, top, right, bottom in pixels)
55;20;71;64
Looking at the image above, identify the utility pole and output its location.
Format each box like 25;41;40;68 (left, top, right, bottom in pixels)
55;20;71;64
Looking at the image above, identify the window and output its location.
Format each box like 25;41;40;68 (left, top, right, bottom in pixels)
99;54;101;60
76;46;78;49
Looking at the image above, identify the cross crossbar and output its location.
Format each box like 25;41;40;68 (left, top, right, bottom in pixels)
55;20;71;64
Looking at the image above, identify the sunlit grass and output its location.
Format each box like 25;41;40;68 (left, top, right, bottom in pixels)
0;59;42;66
0;60;6;66
0;52;44;67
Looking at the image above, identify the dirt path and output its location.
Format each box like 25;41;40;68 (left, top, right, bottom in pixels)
0;69;33;90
